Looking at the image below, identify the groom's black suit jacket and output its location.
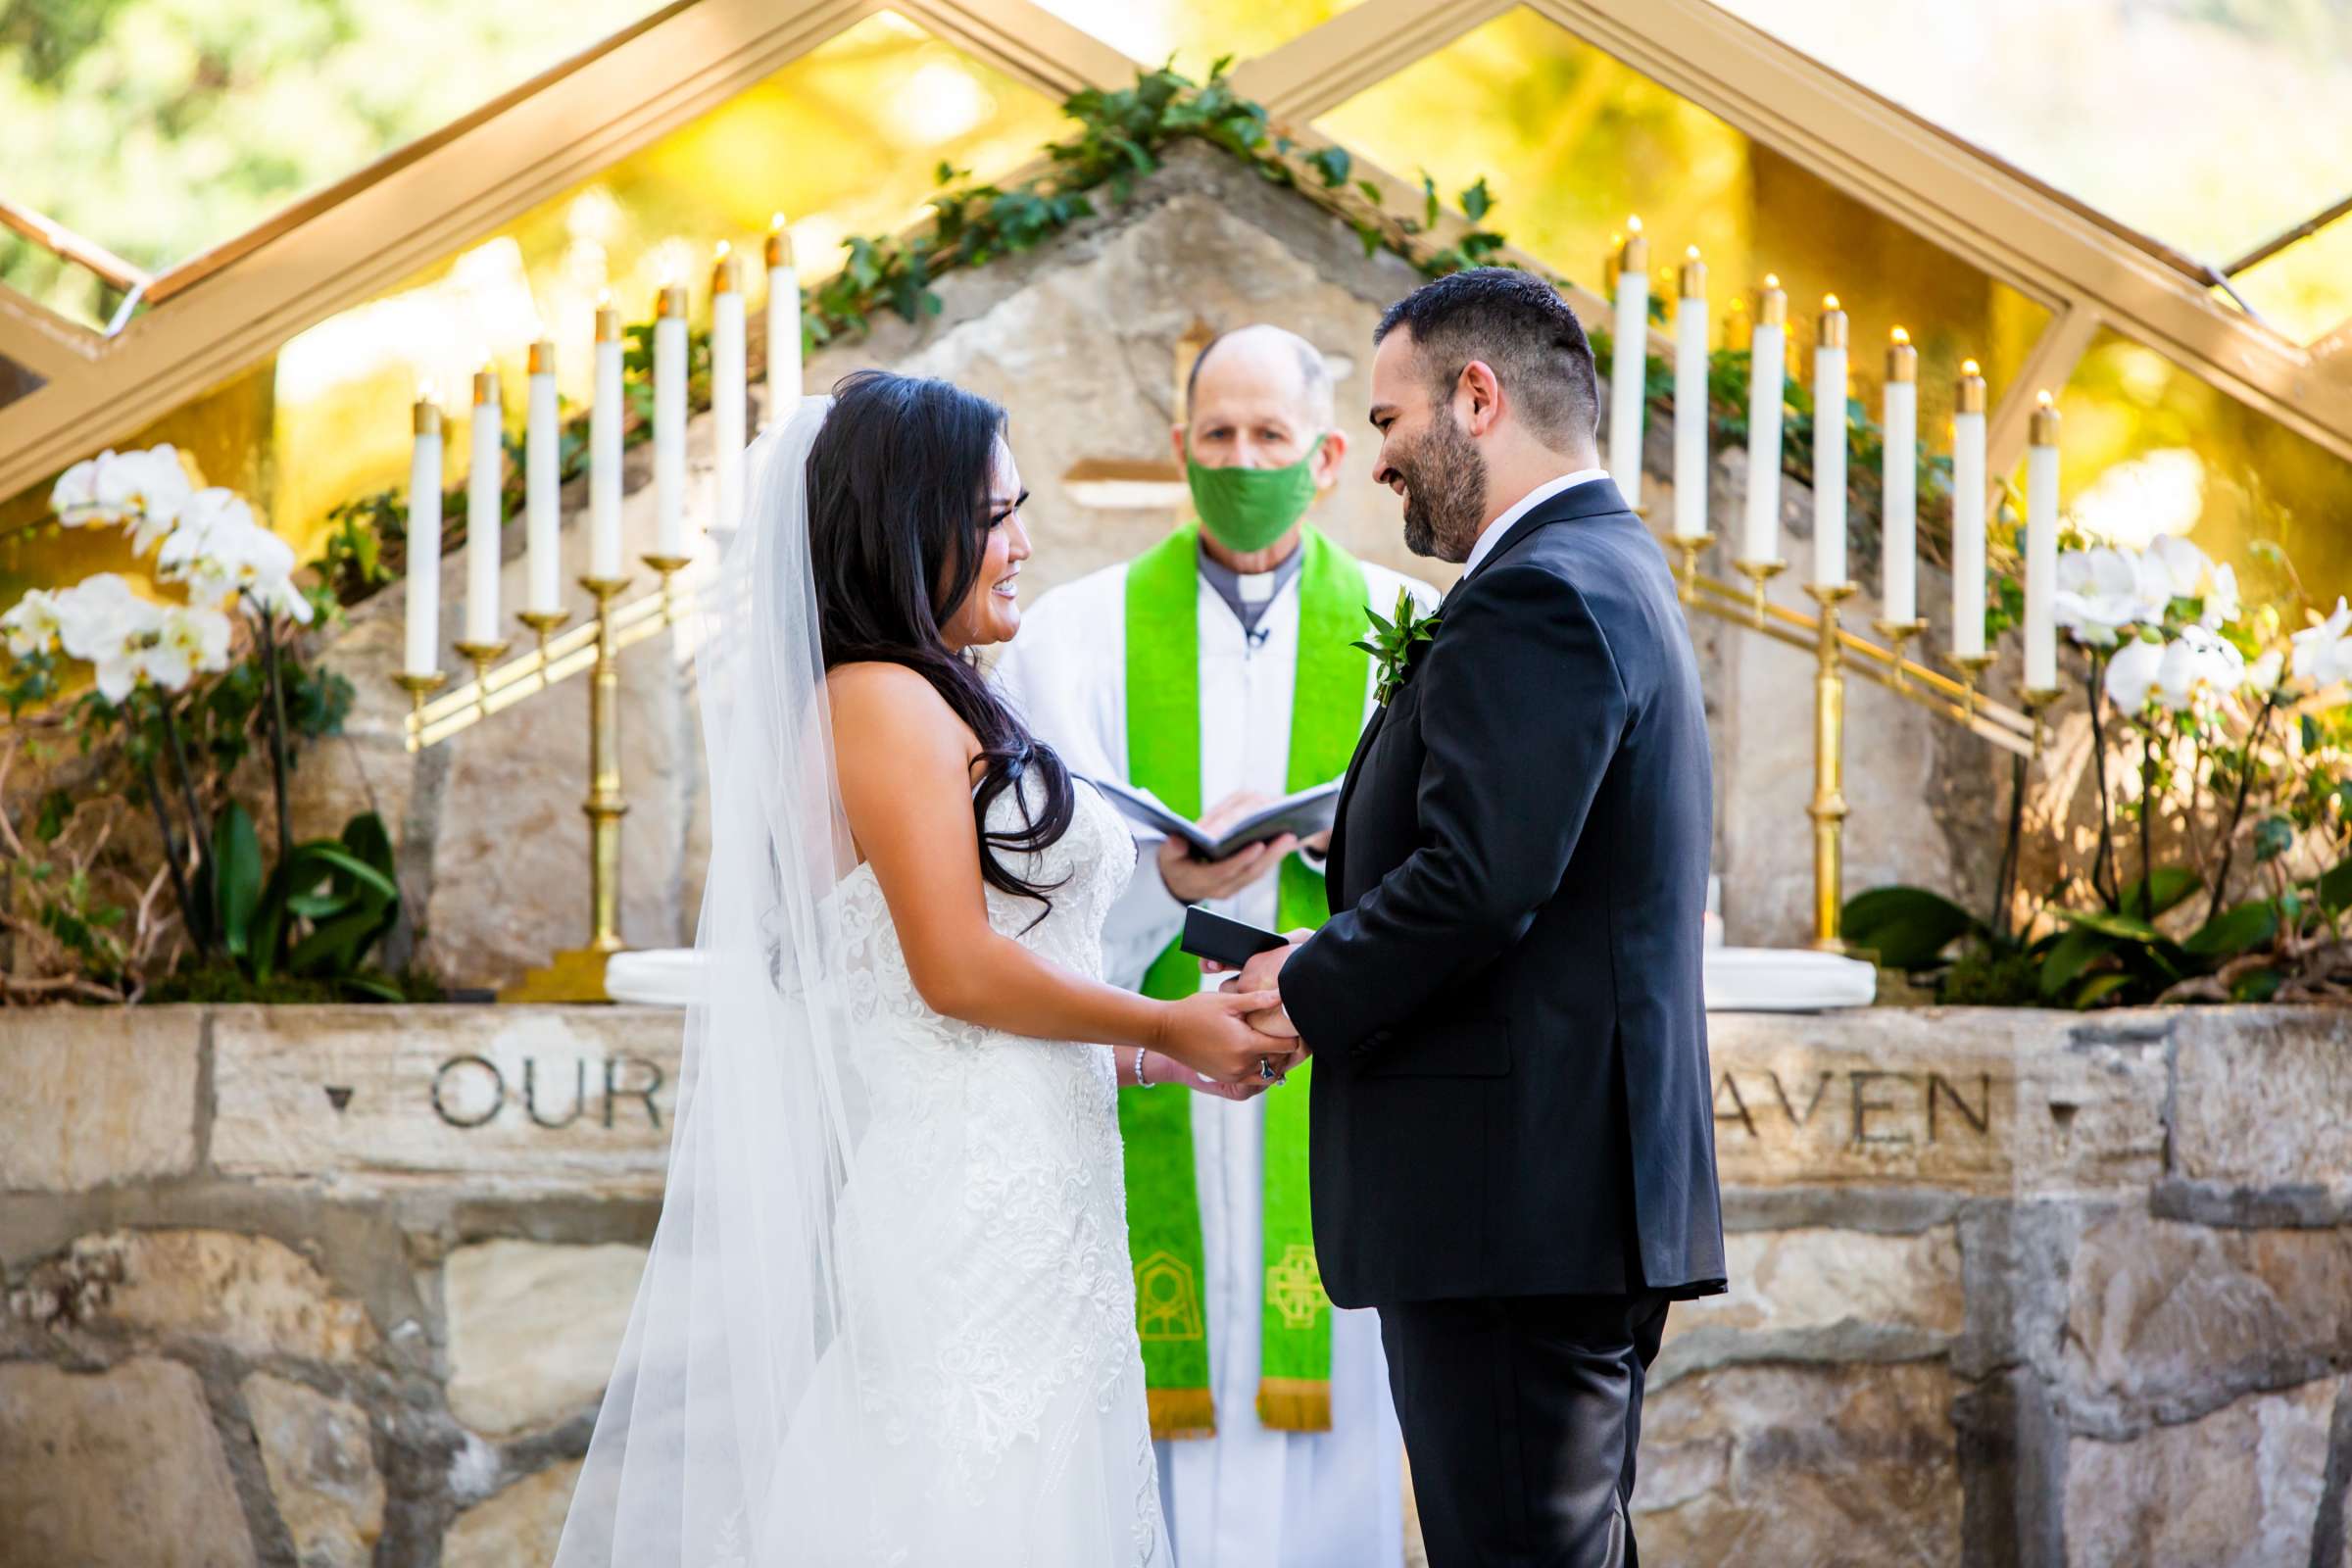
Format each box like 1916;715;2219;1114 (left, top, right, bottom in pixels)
1284;476;1726;1308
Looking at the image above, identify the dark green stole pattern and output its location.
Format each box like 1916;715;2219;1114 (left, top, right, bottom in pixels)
1119;522;1370;1438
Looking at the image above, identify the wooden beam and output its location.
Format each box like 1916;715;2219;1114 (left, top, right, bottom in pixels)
0;284;103;385
1986;303;2101;483
892;0;1139;100
0;0;876;503
1227;0;1514;122
0;195;150;295
1522;0;2352;466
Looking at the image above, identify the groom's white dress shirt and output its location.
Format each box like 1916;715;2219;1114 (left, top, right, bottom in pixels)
995;540;1436;1568
1461;467;1611;578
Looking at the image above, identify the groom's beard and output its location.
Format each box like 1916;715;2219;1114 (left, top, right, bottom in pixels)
1395;412;1488;563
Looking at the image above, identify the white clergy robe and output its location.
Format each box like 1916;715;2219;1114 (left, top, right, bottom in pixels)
994;544;1438;1568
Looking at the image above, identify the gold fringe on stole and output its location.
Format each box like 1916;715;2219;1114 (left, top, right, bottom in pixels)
1149;1387;1218;1441
1255;1378;1333;1433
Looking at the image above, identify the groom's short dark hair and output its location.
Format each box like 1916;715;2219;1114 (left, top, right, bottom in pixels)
1374;269;1599;452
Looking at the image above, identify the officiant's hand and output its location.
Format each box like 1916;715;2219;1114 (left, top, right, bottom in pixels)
1160;791;1298;906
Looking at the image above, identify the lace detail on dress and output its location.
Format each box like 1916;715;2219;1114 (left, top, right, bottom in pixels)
813;782;1160;1561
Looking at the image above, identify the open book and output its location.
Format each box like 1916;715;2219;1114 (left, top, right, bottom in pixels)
1086;777;1342;861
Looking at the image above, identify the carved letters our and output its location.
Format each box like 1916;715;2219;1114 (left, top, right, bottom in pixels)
430;1054;669;1132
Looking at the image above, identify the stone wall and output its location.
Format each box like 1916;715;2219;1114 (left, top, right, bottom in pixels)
293;141;2002;992
4;1002;2348;1565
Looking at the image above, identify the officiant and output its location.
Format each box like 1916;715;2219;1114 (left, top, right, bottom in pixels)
996;324;1436;1568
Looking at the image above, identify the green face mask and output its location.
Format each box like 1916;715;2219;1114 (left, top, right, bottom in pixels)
1186;435;1327;554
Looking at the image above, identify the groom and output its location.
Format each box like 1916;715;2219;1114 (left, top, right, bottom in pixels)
1225;268;1726;1567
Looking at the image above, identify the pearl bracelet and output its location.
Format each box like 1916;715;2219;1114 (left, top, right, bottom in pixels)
1133;1046;1154;1088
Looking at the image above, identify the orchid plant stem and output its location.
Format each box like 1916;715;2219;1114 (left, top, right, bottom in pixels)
1993;752;2026;942
156;695;212;949
2139;729;2158;922
2085;655;2120;910
2205;690;2280;928
139;753;201;957
259;606;293;872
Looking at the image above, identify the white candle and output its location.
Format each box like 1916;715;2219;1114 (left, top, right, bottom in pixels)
1811;296;1849;588
766;216;802;428
464;368;503;647
1882;329;1919;624
1608;217;1648;509
1951;362;1988;659
404;394;444;677
711;246;748;535
1740;275;1788;565
525;340;561;615
1671;247;1708;543
590;301;623;580
654;283;688;560
2025;392;2061;690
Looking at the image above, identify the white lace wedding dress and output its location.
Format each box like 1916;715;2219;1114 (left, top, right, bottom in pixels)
753;779;1167;1566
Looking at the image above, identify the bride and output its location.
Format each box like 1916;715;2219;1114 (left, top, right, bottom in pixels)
553;371;1288;1567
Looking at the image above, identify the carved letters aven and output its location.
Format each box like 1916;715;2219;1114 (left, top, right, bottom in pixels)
1711;1067;1999;1147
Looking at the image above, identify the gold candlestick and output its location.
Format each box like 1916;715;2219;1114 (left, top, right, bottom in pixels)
452;638;511;716
1948;651;1998;722
2022;686;2063;760
393;670;447;753
1672;532;1715;607
1805;581;1857;954
516;609;570;694
1734;558;1787;624
641;552;693;627
501;574;633;1004
1873;617;1930;690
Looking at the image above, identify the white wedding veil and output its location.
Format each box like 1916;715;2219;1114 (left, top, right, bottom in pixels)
553;396;869;1565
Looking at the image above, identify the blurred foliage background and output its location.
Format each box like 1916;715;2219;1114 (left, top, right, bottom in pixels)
1;0;2346;606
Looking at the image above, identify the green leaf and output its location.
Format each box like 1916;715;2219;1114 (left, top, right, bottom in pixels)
1841;885;1979;968
339;974;404;1003
2113;867;2202;918
2038;925;2116;998
2303;713;2322;752
2230;967;2283;1003
2254;814;2294;864
212;804;264;959
1305;146;1350;188
1459;176;1493;222
2183;900;2278;957
2070;972;2136;1009
285;845;399;906
2058;906;2166;942
33;788;71;843
2316;857;2352;912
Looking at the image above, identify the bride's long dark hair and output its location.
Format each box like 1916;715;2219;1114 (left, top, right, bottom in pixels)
808;369;1074;911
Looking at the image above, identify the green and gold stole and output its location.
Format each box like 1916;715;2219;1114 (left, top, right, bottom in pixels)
1120;521;1371;1440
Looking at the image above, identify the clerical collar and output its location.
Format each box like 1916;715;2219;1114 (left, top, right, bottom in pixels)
1197;536;1303;634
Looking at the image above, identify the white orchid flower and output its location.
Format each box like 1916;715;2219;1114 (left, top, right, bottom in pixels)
2104;637;2165;711
155;489;308;621
2;589;67;657
2290;598;2352;688
52;574;152;663
2155;625;2242;710
55;578;167;704
2054;546;2170;647
2200;562;2240;630
52;446;197;552
142;605;234;693
2244;647;2284;695
2146;534;2209;599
